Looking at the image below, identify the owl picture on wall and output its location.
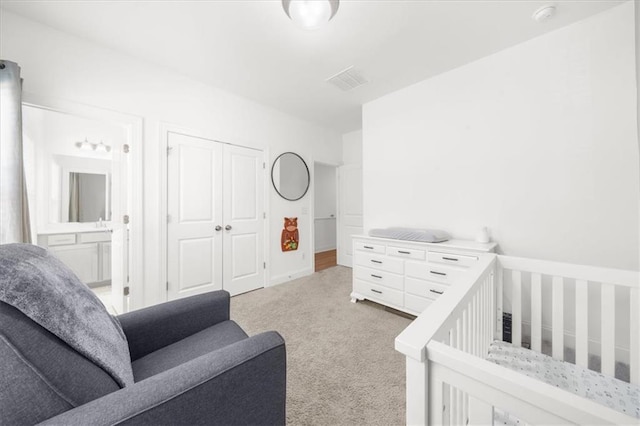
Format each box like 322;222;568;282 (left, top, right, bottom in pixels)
281;217;299;252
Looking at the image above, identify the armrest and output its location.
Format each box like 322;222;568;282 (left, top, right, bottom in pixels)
39;331;286;426
118;290;230;361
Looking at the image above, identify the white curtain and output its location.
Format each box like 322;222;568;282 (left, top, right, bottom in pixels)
0;60;31;244
69;172;80;222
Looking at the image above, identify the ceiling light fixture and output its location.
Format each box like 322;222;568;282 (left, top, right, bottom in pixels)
532;5;556;22
282;0;339;30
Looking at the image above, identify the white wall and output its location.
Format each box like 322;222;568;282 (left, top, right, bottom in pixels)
363;3;639;271
342;130;363;165
1;11;342;306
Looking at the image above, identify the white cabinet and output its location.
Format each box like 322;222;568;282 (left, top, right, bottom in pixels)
351;236;496;316
38;231;112;286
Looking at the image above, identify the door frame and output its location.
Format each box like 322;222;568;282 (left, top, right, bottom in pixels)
310;160;339;272
159;123;269;301
22;93;144;311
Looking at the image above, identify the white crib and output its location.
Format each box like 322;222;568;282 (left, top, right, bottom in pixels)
395;254;639;425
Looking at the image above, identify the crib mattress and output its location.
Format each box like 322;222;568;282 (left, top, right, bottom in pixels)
487;340;639;420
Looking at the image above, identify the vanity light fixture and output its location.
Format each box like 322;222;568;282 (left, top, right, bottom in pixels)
282;0;339;29
77;138;93;151
95;141;111;153
75;138;111;152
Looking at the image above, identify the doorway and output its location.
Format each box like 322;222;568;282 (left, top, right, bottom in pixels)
313;162;337;272
21;97;142;314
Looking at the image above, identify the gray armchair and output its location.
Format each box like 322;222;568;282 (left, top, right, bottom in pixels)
0;290;286;425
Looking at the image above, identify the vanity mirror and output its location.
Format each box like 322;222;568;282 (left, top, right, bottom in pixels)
52;154;112;225
65;172;111;222
271;152;310;201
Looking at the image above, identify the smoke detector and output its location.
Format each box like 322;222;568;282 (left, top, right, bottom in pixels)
532;5;556;22
326;66;369;91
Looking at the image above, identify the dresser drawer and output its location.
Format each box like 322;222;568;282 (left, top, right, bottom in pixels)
47;234;76;246
428;250;478;268
354;279;404;308
405;277;448;299
354;253;403;274
354;266;403;291
405;261;463;285
404;293;434;315
78;232;111;243
387;246;426;261
354;240;385;254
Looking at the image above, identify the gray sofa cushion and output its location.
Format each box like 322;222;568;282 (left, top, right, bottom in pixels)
132;320;249;381
0;243;133;387
0;302;120;425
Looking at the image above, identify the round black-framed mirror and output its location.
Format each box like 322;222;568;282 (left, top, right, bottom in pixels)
271;152;310;201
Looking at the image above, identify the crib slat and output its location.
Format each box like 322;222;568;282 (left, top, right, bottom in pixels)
600;283;615;377
512;270;522;347
575;280;589;368
552;276;564;360
631;287;639;385
480;280;486;356
472;295;478;356
496;262;503;340
462;307;468;355
450;322;457;350
531;273;542;353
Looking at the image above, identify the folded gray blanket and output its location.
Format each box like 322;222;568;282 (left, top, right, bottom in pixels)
368;227;450;243
0;243;133;387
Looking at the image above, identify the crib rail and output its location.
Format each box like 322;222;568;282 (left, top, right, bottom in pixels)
395;254;640;425
395;255;497;424
498;255;640;385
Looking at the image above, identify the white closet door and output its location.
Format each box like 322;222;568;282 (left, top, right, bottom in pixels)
222;145;265;296
167;133;224;300
337;164;363;267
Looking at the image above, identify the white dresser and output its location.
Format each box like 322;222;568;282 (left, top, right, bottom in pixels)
351;236;496;316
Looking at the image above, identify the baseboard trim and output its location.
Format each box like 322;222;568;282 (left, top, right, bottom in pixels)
269;267;313;287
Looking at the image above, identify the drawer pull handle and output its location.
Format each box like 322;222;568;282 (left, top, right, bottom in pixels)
430;289;444;295
364;245;374;249
398;250;411;255
442;257;458;262
371;274;382;279
371;260;382;264
430;270;447;276
371;289;383;294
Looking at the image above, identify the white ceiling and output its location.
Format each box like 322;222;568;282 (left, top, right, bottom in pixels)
0;0;626;133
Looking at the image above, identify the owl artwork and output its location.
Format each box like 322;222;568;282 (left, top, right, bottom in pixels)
281;217;299;252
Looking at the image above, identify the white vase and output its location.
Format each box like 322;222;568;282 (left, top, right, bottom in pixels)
476;226;490;243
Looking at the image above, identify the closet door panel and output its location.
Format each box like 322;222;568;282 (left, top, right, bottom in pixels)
223;145;264;296
167;133;223;300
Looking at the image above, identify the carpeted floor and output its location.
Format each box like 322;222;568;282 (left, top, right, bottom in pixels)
231;266;413;426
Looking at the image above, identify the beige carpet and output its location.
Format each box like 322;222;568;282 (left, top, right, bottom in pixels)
230;266;413;426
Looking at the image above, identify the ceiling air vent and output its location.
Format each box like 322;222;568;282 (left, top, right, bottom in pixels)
326;66;369;91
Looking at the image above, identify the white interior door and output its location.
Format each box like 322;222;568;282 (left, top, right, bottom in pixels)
167;133;224;300
110;141;127;313
337;164;363;267
222;144;264;296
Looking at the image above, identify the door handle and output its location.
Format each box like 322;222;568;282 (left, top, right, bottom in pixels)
225;225;232;231
215;225;222;231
